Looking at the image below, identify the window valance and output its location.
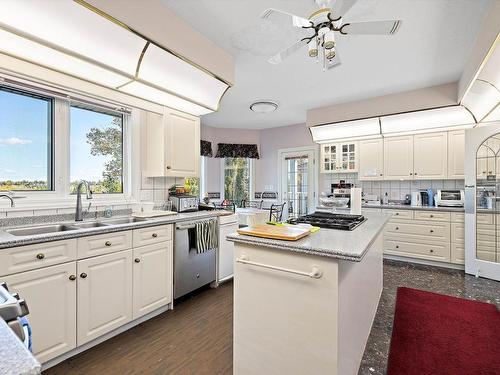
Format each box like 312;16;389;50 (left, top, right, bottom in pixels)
200;140;213;157
215;143;260;159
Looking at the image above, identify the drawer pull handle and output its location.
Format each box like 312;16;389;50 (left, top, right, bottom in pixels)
105;241;112;247
429;249;434;253
69;275;76;281
236;254;322;279
395;227;399;230
430;230;434;233
395;245;399;249
134;258;141;263
152;233;158;238
430;215;434;218
36;253;45;260
395;213;399;216
80;273;87;279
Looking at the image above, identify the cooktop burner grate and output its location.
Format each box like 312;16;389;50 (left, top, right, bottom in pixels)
288;212;367;231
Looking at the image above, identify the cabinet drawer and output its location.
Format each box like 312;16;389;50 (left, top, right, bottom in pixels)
386;209;413;220
414;211;450;222
219;214;238;225
133;224;172;247
384;221;450;241
451;223;464;243
450;243;465;265
450;212;465;223
384;237;450;262
77;231;132;259
0;239;77;276
477;213;494;225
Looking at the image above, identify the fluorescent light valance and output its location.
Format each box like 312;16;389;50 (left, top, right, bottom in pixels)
461;80;500;123
311;118;380;143
0;0;230;115
380;106;475;135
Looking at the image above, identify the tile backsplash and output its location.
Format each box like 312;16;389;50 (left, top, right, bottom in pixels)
320;173;465;201
139;174;185;203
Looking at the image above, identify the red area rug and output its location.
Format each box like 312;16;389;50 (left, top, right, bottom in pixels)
387;287;500;375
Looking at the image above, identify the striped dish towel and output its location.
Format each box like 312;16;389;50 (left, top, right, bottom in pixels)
196;219;218;253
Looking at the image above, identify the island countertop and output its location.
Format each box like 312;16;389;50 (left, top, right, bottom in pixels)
227;212;391;262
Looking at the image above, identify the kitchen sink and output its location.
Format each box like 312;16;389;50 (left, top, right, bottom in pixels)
6;224;79;236
102;217;149;225
71;221;110;229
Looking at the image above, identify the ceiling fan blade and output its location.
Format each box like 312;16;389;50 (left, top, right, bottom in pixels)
260;8;312;28
327;52;341;70
331;0;359;17
268;39;307;64
341;20;402;35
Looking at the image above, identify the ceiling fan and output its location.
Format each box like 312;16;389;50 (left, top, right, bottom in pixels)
261;0;402;70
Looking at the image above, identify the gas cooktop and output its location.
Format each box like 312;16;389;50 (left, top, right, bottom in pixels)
288;212;367;231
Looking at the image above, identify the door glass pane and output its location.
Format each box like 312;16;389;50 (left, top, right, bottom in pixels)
285;155;309;219
476;134;500;263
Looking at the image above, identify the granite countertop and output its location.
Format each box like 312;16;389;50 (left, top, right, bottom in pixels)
0;319;41;375
362;204;465;212
0;210;233;250
227;212;391;262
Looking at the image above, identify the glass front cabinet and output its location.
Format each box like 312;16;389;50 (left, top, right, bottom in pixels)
320;142;358;173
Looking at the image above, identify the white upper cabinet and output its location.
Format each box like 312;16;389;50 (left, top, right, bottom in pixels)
142;109;200;178
359;139;384;180
384;136;414;180
448;130;465;179
413;132;448;179
165;110;200;177
320;142;358;173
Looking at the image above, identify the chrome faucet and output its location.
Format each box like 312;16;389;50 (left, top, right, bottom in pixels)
0;194;14;207
75;181;93;221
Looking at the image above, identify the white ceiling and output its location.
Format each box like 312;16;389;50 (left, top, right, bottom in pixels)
161;0;492;129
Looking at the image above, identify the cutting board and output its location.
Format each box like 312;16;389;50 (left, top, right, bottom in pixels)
131;210;178;218
237;224;310;241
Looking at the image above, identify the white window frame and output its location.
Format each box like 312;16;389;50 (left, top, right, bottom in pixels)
220;157;254;202
0;88;138;209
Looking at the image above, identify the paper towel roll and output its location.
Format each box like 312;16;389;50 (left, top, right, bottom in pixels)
350;188;362;215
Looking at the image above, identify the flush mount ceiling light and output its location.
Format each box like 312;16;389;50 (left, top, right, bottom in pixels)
0;0;231;116
249;101;278;113
260;0;401;71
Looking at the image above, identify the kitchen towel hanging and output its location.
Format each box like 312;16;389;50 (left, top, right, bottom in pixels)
195;219;218;253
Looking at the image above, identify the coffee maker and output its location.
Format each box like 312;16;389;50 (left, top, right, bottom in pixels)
330;181;353;208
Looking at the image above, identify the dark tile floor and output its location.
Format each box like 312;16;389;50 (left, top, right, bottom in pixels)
358;260;500;375
45;260;500;375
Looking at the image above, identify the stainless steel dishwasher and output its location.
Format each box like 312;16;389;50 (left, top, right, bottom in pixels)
174;218;217;298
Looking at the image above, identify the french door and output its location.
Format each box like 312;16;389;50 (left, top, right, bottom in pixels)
279;148;317;220
465;125;500;281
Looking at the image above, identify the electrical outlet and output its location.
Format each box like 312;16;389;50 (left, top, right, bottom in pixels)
104;207;113;218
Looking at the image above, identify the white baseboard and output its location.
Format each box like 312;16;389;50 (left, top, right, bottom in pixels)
384;254;465;270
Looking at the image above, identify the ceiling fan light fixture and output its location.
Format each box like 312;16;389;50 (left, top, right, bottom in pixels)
249;101;278;114
308;39;318;57
324;31;335;49
326;48;336;60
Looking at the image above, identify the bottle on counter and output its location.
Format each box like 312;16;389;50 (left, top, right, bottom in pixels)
383;192;389;205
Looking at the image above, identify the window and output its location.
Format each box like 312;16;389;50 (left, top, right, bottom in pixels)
70;105;123;194
0;87;53;191
223;157;251;204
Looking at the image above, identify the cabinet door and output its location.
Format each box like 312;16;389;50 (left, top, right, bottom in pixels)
413;132;448;179
448;130;465;179
384;136;414;180
141;111;165;177
132;242;172;319
339;142;358;172
165;110;200;177
320;144;338;173
4;263;77;363
218;223;238;281
77;250;132;345
359;139;383;180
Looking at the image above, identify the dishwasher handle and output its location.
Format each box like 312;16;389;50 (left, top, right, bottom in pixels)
176;219;217;230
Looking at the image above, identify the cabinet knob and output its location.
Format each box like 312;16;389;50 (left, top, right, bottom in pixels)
429;249;434;253
69;275;76;281
430;215;434;218
395;245;399;249
80;273;87;279
414;172;418;175
395;213;399;216
36;253;45;260
410;173;413;176
395;227;399;230
380;173;383;176
166;166;171;170
152;233;158;238
134;258;141;263
105;241;112;247
430;229;434;233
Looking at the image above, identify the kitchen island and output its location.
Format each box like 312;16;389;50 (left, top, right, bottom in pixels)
227;212;391;375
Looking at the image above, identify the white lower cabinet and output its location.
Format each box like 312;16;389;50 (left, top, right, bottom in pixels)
132;242;172;319
218;217;238;282
3;263;77;363
77;250;133;345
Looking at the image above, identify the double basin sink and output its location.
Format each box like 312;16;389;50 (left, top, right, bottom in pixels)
5;217;148;237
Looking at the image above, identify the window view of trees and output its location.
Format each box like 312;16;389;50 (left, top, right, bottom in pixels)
70;106;123;194
0;88;52;191
224;157;251;205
